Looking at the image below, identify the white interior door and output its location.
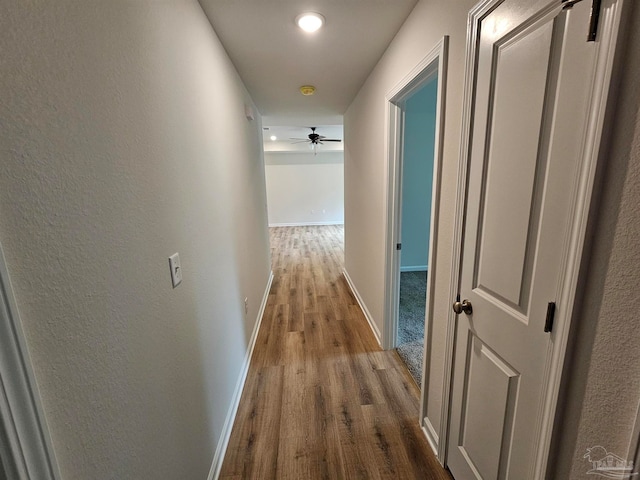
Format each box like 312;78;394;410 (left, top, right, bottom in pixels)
447;1;599;478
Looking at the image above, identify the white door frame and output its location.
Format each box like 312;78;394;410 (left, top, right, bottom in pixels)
383;37;448;350
439;0;626;474
0;243;60;479
382;36;448;447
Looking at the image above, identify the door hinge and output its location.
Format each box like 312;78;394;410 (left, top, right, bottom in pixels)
396;243;402;251
544;302;556;333
587;0;602;41
561;0;601;42
562;0;583;9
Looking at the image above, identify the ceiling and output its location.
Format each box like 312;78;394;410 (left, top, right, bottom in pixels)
198;0;418;127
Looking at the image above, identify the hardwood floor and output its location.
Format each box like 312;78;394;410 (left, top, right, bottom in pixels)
220;225;451;480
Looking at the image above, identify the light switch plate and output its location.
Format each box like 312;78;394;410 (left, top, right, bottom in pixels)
168;253;182;288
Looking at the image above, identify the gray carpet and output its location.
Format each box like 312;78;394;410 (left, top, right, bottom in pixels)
396;271;427;385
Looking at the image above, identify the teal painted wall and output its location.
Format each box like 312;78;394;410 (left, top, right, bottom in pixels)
400;76;438;270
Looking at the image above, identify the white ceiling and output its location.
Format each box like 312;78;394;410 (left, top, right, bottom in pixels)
198;0;418;126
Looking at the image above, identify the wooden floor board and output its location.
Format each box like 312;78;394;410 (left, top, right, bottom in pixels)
219;225;451;480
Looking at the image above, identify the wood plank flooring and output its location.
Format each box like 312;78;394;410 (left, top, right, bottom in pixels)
220;225;452;480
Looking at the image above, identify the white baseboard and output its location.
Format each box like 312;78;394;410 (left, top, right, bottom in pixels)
268;221;344;227
400;265;428;272
342;269;381;347
422;416;440;457
207;270;274;480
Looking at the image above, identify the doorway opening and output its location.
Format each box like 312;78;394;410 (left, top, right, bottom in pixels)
383;37;448;433
395;77;439;384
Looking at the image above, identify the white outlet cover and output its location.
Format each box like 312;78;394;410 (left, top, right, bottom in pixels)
168;253;182;288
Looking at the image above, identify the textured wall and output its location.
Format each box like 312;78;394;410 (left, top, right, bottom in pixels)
0;1;271;479
264;152;344;226
550;1;640;477
344;0;480;440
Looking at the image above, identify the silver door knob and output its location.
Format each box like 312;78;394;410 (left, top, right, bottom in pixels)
452;299;473;315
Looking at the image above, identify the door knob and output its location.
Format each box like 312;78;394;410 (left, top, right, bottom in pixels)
452;299;473;315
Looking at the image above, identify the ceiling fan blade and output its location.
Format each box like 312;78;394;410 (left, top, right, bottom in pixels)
289;137;308;140
322;139;342;142
291;140;310;144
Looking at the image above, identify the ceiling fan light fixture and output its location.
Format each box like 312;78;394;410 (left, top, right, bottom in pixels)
296;13;324;33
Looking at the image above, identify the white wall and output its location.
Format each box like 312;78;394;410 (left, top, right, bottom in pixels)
345;0;640;470
0;1;271;479
265;152;344;226
400;78;438;271
344;0;479;442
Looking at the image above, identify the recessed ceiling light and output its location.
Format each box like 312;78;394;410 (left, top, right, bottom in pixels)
270;135;277;141
296;13;325;33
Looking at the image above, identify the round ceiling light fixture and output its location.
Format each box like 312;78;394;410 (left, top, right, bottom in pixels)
299;85;316;96
270;135;277;141
296;13;325;33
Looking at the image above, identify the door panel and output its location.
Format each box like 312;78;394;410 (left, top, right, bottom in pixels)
475;20;554;311
448;0;596;478
458;335;519;479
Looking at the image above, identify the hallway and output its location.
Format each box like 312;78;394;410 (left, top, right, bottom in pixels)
220;226;451;479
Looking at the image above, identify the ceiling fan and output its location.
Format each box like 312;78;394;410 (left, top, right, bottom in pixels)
290;127;342;148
